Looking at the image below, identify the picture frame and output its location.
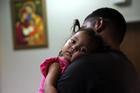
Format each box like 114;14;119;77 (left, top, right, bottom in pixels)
10;0;48;50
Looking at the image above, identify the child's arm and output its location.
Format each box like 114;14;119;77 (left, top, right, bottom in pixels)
43;62;61;93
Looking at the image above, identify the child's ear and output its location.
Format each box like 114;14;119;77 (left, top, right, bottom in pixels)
94;17;104;33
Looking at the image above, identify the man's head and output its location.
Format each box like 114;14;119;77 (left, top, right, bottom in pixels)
82;7;126;49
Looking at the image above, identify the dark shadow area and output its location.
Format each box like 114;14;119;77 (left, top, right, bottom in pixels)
115;0;132;7
127;21;140;32
121;21;140;75
121;21;140;93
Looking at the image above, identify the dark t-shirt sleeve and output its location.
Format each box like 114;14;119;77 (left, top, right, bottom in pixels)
57;55;96;93
57;51;138;93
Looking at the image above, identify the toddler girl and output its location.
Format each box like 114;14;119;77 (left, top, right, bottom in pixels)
39;19;103;93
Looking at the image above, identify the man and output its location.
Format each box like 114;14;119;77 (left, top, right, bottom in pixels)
57;7;139;93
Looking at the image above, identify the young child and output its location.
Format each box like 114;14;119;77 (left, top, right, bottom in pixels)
38;19;103;93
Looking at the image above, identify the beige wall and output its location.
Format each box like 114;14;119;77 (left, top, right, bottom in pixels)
0;0;140;93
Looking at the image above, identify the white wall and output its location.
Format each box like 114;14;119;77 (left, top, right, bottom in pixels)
0;0;140;93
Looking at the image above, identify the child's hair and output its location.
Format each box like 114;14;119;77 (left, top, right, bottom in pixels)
72;19;103;50
58;19;104;56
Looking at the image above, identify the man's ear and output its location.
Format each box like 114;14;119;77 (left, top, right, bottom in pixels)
94;17;104;33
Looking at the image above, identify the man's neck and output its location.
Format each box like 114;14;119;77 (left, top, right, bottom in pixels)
111;45;120;50
102;37;120;50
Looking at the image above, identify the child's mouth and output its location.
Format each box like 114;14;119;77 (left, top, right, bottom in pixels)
66;51;72;57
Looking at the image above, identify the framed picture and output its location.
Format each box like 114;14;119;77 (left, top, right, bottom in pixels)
10;0;48;50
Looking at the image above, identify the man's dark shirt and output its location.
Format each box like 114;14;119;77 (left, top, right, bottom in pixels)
57;49;139;93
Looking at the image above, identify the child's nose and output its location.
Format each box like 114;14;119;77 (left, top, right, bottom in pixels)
71;45;78;51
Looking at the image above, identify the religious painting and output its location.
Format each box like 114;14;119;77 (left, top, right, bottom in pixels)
11;0;48;49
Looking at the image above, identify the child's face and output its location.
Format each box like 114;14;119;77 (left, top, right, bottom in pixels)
61;31;97;62
21;13;28;21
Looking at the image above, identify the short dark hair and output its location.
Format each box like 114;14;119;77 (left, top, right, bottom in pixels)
58;19;104;57
84;7;126;43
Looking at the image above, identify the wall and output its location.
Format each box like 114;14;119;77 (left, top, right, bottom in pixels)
0;0;140;93
121;22;140;75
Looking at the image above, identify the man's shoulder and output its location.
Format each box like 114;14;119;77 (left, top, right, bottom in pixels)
73;49;134;70
78;49;128;62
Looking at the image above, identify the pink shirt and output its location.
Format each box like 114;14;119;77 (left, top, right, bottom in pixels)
38;57;70;93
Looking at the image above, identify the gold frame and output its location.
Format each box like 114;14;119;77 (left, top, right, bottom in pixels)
11;0;48;50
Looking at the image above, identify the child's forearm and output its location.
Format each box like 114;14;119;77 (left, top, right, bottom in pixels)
43;62;60;93
43;85;57;93
43;78;57;93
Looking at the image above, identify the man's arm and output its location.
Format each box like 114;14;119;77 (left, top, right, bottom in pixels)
57;52;138;93
57;55;97;93
43;62;61;93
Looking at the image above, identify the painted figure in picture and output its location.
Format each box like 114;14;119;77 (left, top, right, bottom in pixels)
16;1;45;46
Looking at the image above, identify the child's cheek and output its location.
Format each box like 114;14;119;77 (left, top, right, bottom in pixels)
71;52;84;62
